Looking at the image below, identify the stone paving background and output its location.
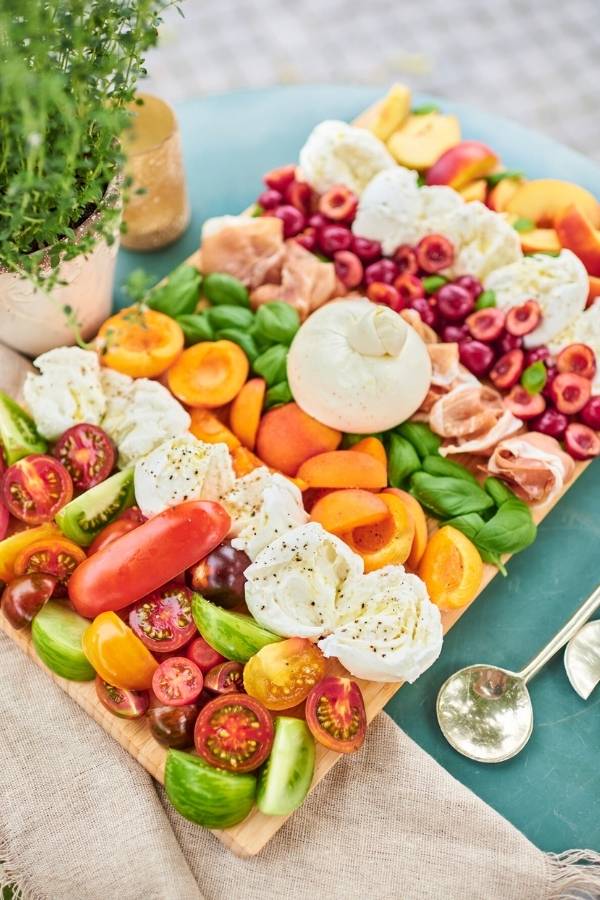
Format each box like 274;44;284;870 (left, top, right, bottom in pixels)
144;0;600;161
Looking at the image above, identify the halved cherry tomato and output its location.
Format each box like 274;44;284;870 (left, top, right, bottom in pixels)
185;636;226;674
97;306;184;378
0;523;60;582
152;656;204;707
53;424;115;490
148;704;199;748
204;661;245;694
129;583;196;653
14;537;86;594
2;455;73;525
194;693;274;772
82;611;158;690
305;675;366;754
1;573;57;629
243;637;327;711
95;676;149;719
418;525;483;610
88;507;144;555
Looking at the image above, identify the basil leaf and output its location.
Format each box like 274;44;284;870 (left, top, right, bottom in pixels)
203;273;250;308
485;170;523;188
410;472;494;517
475;498;537;555
217;328;260;363
342;432;384;448
388;434;421;487
483;476;517;507
265;381;293;409
412;103;440;115
416;173;426;187
422;454;478;484
521;360;547;395
512;217;535;234
395;422;441;459
422;275;447;295
253;302;300;346
475;289;496;310
206;305;255;332
253;344;288;387
147;264;202;317
251;204;264;217
445;513;507;575
176;313;214;345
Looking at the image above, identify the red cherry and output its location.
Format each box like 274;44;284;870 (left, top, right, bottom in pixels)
556;343;596;380
504;385;546;419
415;234;454;273
564;422;600;460
285;181;312;216
294;227;318;251
459;339;495;377
490;349;525;390
273;204;305;237
579;396;600;430
496;332;523;355
436;284;474;322
525;346;551;366
319;184;358;222
392;245;418;276
308;212;328;230
442;324;470;343
319;223;353;256
466;307;506;342
411;297;437;328
550;372;592;414
542;365;558;399
394;274;425;304
334;250;364;289
364;259;399;286
264;164;296;192
530;409;569;439
366;282;405;313
351;235;382;263
454;275;483;299
257;189;282;210
505;300;541;336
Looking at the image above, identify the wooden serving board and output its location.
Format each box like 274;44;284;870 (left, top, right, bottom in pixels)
0;98;592;857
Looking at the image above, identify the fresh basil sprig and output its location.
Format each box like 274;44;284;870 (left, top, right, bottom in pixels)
265;381;293;409
395;422;441;459
176;313;214;345
206;305;255;332
422;454;478;484
146;264;202;317
445;513;506;574
253;302;300;346
253;344;288;387
388;434;421;487
521;361;547;395
410;472;494;517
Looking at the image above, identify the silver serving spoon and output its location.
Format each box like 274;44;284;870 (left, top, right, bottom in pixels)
564;620;600;699
436;584;600;763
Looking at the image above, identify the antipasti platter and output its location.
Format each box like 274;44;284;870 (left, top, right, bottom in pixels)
0;88;598;857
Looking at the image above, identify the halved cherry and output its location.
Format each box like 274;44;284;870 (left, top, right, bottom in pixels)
580;396;600;430
525;346;551;366
352;235;382;263
152;656;204;707
504;385;546;419
14;537;86;596
185;636;226;675
556;343;596;380
489;349;525;390
294;226;318;252
394;273;425;303
204;660;245;694
505;299;541;336
436;284;474;321
263;164;296;192
530;408;569;439
194;692;274;773
2;454;73;525
466;307;505;342
496;332;523;355
1;573;57;629
53;423;115;490
95;677;149;719
305;675;366;754
550;372;591;415
334;250;364;288
454;275;483;299
366;282;405;313
285;180;312;216
318;184;358;222
415;234;454;273
392;244;418;276
129;582;196;653
564;422;600;460
364;259;398;285
459;339;495;376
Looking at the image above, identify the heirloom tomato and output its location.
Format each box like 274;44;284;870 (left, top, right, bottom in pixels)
82;611;158;690
129;583;196;653
305;676;366;754
243;638;327;710
2;455;72;525
194;693;273;773
152;657;204;707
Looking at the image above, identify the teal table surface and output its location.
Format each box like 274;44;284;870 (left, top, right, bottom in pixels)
115;84;600;854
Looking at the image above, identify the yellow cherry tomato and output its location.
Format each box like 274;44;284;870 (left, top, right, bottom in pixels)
418;525;483;610
0;523;60;583
97;306;184;378
243;637;327;710
82;611;158;690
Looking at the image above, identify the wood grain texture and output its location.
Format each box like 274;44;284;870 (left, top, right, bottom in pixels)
0;98;592;856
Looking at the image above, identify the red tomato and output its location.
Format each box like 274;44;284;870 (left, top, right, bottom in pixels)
13;536;86;595
68;500;230;618
194;693;274;773
2;455;73;525
53;424;116;490
185;636;226;674
152;656;204;707
129;582;196;653
305;676;366;754
88;507;144;554
0;499;8;542
95;677;149;719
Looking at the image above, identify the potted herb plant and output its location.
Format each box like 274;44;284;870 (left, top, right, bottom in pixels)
0;0;172;356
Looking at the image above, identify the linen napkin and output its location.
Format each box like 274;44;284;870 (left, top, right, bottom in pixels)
1;342;599;900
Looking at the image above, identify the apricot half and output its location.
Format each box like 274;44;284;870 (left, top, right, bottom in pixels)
506;179;600;228
311;489;389;535
255;403;341;476
387;113;461;170
368;83;411;142
555;204;600;276
519;228;561;254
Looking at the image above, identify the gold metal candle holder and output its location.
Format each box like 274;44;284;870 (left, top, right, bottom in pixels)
121;93;190;251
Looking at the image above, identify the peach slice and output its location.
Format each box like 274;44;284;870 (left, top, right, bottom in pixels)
189;409;240;451
255;402;342;476
387;113;461;170
368;83;411;142
310;489;389;535
519;228;561;254
342;494;415;572
459;179;488;203
349;436;387;468
588;275;600;306
231;446;265;478
230;377;266;451
555;204;600;275
297;450;387;489
383;488;429;569
487;177;522;212
425;141;499;190
506;179;600;228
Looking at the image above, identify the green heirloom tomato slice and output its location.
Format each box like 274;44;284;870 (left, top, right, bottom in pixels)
55;468;135;546
256;716;315;816
165;749;256;828
31;601;95;681
0;390;47;464
191;593;280;663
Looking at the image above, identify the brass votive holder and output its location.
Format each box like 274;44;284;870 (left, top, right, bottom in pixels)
121;93;191;251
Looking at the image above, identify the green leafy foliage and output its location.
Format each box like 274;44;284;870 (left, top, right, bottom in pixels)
387;434;421;487
146;264;201;317
475;289;496;310
521;360;547;395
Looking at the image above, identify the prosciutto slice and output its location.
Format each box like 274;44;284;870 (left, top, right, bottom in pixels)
201;216;285;289
429;383;522;456
251;240;336;319
485;432;575;505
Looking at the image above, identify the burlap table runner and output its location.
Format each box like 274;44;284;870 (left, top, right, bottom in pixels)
1;341;599;900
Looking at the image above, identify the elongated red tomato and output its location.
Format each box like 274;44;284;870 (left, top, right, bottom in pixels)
68;501;230;618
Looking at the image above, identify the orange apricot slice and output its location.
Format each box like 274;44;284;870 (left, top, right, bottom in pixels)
297;450;387;489
167;340;249;408
418;525;483;610
230;378;266;451
231;446;265;478
97;307;184;378
255;403;341;477
311;489;389;535
189;409;240;451
343;493;414;572
384;488;428;569
350;436;387;469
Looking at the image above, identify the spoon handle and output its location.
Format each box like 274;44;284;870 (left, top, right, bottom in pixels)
519;584;600;684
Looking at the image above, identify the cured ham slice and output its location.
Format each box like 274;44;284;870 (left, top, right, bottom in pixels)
400;309;438;344
485;432;575;505
251;240;336;319
429;383;522;456
201;216;285;289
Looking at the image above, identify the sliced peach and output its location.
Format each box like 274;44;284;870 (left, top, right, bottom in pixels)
350;436;387;469
297;450;387;489
519;228;561;254
189;409;240;451
384;488;428;570
418;525;483;610
231;446;265;477
343;494;415;572
555;204;600;276
506;179;600;228
255;403;341;477
387;113;461;170
311;489;389;535
368;83;411;142
426;141;499;190
487;177;522;212
229;378;266;451
588;275;600;307
459;179;487;203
